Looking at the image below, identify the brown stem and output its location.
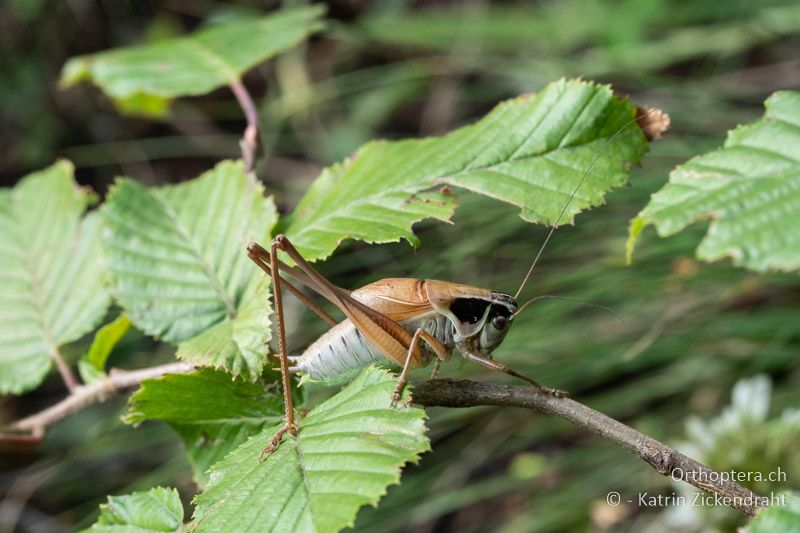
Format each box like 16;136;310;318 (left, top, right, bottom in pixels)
0;363;771;518
229;79;260;175
50;348;79;392
2;362;194;441
411;379;769;517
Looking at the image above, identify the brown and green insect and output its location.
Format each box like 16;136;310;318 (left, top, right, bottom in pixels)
247;236;555;458
248;108;668;458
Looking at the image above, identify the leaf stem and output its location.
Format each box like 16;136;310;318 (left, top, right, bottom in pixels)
51;348;79;392
1;362;194;441
229;79;260;175
411;379;769;517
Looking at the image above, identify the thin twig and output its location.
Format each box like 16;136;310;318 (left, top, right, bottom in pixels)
2;362;194;440
229;79;260;175
411;379;769;517
50;348;78;392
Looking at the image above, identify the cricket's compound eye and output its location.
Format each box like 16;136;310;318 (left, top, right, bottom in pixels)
450;298;491;325
492;315;507;330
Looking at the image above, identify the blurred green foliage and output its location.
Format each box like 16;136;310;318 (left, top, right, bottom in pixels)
668;375;800;530
84;486;183;532
1;1;799;532
628;91;800;272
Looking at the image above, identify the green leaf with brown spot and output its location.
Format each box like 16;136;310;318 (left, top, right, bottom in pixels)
628;90;800;272
285;79;651;261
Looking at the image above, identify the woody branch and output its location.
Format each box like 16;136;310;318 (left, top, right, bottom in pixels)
1;362;194;442
1;364;768;518
411;378;768;517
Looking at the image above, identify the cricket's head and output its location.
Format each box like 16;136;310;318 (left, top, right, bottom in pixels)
451;292;517;356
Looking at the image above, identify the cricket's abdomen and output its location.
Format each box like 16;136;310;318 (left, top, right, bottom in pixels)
289;312;454;381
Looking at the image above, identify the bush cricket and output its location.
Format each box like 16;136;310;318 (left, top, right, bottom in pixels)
248;107;669;459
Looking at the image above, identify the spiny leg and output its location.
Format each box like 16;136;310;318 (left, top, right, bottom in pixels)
265;235;456;403
429;358;442;380
392;329;449;407
391;329;423;408
464;352;565;397
247;242;337;326
268;235;426;372
269;236;346;304
247;241;321;295
257;238;299;460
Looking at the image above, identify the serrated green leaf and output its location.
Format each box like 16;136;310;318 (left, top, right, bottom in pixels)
0;161;110;394
101;160;277;379
126;368;280;425
85;315;132;371
285;78;649;261
126;368;283;484
746;493;800;532
61;7;325;114
192;366;429;533
627;90;800;272
84;486;183;532
175;276;272;379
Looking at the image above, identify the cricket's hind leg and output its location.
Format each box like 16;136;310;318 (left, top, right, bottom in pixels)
254;238;300;461
259;425;294;461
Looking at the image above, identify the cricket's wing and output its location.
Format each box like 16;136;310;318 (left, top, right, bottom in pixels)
352;278;494;337
302;278;443;369
351;278;434;321
340;280;450;367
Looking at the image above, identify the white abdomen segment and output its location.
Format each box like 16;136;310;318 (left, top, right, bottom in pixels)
289;320;384;381
290;313;454;382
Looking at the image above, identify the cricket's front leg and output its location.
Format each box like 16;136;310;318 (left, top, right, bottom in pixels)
392;329;449;408
391;329;423;408
429;359;442;380
464;352;566;398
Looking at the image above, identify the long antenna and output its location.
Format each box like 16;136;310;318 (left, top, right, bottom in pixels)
513;109;656;300
511;294;624;322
